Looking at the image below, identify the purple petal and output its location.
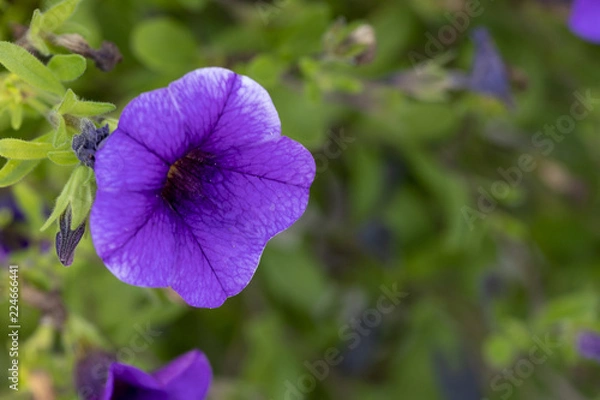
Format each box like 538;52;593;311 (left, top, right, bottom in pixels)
102;363;166;400
577;331;600;362
91;192;174;287
95;132;169;192
117;87;189;164
152;350;212;400
74;351;116;400
467;27;513;107
569;0;600;44
167;68;281;153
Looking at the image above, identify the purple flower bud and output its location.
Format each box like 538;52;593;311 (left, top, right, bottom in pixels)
55;207;85;266
72;121;110;169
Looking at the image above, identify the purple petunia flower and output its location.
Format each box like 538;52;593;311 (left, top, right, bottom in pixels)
90;67;315;308
569;0;600;44
76;349;211;400
577;331;600;362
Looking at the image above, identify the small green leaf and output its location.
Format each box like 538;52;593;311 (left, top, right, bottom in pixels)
40;0;81;32
48;54;87;82
131;18;199;75
52;115;69;148
9;103;23;130
27;9;51;55
70;170;92;229
41;166;92;231
57;89;115;117
48;150;79;166
57;89;78;114
0;41;65;96
0;159;40;188
0;139;54;160
69;101;115;117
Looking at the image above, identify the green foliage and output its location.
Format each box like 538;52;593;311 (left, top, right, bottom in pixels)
57;89;116;117
0;138;54;160
2;1;600;400
0;159;40;187
38;0;82;32
47;54;87;82
41;165;93;231
131;18;200;76
0;41;65;95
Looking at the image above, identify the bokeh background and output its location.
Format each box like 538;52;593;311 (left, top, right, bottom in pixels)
1;0;600;399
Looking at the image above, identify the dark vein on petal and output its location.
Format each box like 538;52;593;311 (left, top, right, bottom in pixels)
201;73;239;147
167;201;228;297
213;164;311;189
120;129;171;166
101;202;159;260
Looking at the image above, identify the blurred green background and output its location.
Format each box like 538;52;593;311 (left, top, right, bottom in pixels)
1;0;600;399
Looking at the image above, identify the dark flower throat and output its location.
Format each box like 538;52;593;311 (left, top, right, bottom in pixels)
161;148;213;208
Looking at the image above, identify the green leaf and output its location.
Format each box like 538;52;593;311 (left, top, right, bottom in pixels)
245;54;288;89
48;150;79;166
261;246;328;312
131;18;199;75
0;139;54;160
69;100;115;117
52;114;69;148
9;103;23;130
27;9;51;55
41;166;92;231
40;0;81;32
0;41;65;96
57;89;78;114
47;54;87;82
0;159;40;188
57;89;115;117
483;334;517;369
70;169;93;229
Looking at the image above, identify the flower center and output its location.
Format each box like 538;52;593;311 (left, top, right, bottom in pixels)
161;149;213;209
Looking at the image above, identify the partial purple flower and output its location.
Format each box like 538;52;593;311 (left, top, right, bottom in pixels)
577;331;600;362
569;0;600;44
91;67;315;308
75;349;211;400
0;189;29;262
448;27;513;107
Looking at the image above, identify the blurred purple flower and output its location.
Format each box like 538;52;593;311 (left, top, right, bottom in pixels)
432;349;482;400
76;350;211;400
90;67;315;308
0;189;29;262
569;0;600;44
449;27;514;107
577;331;600;362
